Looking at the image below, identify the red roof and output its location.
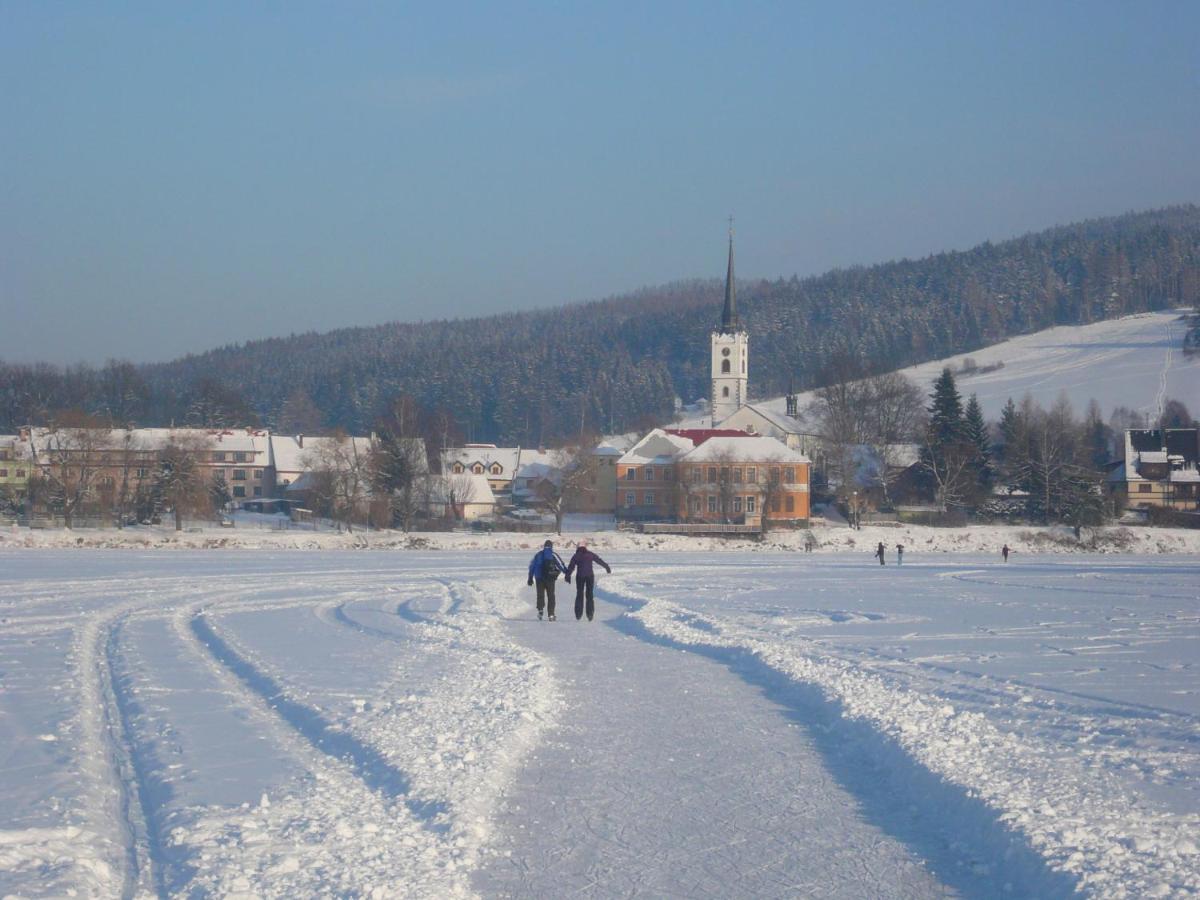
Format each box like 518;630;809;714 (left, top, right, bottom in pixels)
666;428;752;446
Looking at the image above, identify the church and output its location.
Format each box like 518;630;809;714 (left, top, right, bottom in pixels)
706;226;819;457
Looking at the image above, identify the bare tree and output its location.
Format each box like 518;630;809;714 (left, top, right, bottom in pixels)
444;472;479;522
157;432;213;531
919;433;975;512
534;444;600;535
35;413;113;527
305;432;373;531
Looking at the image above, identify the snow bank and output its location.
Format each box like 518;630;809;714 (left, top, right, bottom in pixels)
2;521;1198;555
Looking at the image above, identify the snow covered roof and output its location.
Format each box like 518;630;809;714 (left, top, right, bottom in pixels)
1137;451;1169;464
721;404;807;436
271;435;374;474
593;433;639;456
441;446;522;476
680;435;809;464
619;429;695;466
1170;469;1200;483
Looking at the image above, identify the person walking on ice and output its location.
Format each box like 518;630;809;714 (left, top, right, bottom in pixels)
528;539;568;620
565;540;611;622
875;541;886;565
1002;544;1010;563
895;543;904;565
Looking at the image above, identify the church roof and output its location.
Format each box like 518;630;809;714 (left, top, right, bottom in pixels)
666;428;750;446
681;435;809;464
719;225;741;333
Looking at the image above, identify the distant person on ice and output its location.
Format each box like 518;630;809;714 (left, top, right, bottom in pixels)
565;540;611;622
528;540;567;621
875;542;886;565
895;543;904;565
1002;544;1011;563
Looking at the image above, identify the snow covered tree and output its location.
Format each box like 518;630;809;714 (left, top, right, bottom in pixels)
36;412;113;527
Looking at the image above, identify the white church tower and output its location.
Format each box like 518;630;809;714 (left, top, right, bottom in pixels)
711;221;748;424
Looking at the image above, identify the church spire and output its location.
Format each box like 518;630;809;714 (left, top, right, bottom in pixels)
720;216;740;333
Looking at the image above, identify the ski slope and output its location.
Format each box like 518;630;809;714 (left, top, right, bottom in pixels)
1;549;1197;897
755;309;1199;422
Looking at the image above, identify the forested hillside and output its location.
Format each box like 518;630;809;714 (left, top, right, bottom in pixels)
2;205;1198;444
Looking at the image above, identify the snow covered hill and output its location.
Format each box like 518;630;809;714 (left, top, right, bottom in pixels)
754;309;1198;422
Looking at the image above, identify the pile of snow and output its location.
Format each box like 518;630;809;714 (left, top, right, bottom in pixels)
3;520;1199;555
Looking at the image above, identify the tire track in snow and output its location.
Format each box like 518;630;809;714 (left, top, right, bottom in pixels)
188;607;450;823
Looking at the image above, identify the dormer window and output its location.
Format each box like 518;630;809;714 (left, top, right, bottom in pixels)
452;463;464;474
471;463;484;475
490;463;502;475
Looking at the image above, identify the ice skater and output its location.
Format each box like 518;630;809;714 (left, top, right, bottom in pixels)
895;543;904;565
1002;544;1010;563
804;532;816;553
565;540;612;622
875;542;886;565
527;540;567;620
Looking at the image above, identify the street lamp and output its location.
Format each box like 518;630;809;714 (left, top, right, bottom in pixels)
851;491;858;530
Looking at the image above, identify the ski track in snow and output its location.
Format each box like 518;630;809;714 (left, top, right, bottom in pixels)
1;551;1197;897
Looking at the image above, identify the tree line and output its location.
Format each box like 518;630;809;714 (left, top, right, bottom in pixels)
1;205;1197;445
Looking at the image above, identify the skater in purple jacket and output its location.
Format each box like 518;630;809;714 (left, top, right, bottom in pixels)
565;540;612;622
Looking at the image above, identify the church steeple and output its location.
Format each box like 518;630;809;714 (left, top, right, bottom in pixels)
720;217;740;333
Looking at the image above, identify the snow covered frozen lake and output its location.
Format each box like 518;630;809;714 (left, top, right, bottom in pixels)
1;549;1197;897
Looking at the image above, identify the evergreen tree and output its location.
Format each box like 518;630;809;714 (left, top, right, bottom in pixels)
928;368;964;447
963;394;993;493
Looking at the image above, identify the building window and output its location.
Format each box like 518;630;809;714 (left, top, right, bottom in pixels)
746;496;756;513
0;469;7;478
784;467;795;483
626;468;637;481
722;387;730;398
746;466;756;483
16;469;25;478
733;496;743;513
136;467;148;478
786;495;795;513
644;491;655;505
213;470;226;481
771;496;782;512
253;486;263;497
490;463;502;475
770;467;781;482
707;466;717;483
707;496;718;513
689;496;701;512
453;463;464;473
233;469;247;481
1138;483;1152;493
732;468;742;483
645;467;655;481
233;486;246;498
235;452;249;463
625;492;636;508
472;463;484;474
720;467;729;482
253;469;263;479
663;468;672;481
691;467;701;483
721;359;731;374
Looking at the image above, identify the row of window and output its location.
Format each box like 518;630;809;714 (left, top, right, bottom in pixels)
452;462;505;476
0;469;27;478
625;465;798;484
211;451;257;463
623;492;799;514
232;486;263;498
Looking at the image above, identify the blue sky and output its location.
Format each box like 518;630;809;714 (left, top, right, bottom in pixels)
2;1;1198;364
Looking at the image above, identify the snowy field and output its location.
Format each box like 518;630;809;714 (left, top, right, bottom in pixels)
747;309;1198;422
1;548;1197;898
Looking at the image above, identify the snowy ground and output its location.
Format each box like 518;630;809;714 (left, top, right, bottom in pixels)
1;549;1197;898
712;309;1198;422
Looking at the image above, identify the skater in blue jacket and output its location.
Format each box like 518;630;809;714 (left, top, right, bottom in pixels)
528;540;568;620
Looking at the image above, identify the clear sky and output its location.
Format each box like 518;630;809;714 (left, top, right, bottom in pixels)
2;1;1198;365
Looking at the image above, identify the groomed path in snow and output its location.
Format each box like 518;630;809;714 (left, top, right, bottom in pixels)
0;549;1196;898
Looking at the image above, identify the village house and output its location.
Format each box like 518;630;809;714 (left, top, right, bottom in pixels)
1111;427;1200;511
0;432;34;496
616;428;811;527
441;444;522;503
